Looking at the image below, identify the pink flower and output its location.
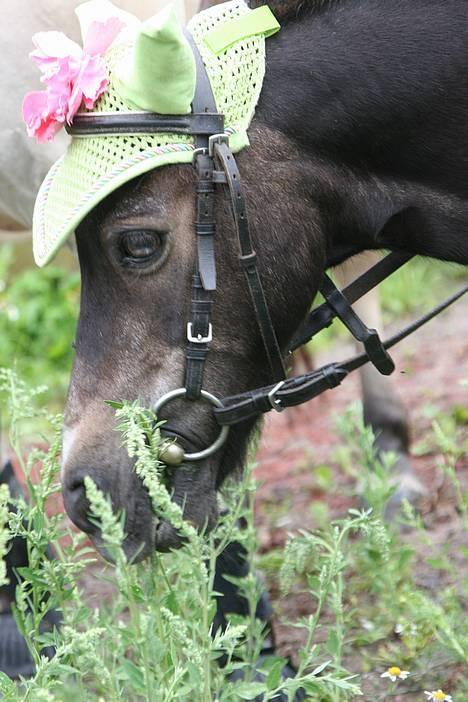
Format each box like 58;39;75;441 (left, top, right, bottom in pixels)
23;91;65;143
23;16;125;142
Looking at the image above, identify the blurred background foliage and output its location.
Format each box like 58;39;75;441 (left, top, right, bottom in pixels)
0;244;80;408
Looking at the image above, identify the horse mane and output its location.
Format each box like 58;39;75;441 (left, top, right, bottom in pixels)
198;0;340;23
248;0;342;23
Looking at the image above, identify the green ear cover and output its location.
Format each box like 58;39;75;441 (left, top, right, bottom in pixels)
114;5;196;115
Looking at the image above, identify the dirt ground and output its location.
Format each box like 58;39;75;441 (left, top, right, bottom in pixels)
255;302;467;514
253;301;468;699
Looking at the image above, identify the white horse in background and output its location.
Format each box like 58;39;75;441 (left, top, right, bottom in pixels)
0;0;193;233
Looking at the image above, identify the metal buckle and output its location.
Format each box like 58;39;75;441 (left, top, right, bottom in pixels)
192;147;208;165
267;381;285;412
154;388;230;462
208;133;229;157
187;322;213;344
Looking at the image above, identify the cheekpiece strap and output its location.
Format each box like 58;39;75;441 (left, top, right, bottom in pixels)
184;30;220;399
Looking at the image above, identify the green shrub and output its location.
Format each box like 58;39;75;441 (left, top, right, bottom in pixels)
0;374;465;702
0;247;79;408
0;371;361;702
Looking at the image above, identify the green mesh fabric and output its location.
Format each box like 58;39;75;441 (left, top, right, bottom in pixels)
33;0;269;267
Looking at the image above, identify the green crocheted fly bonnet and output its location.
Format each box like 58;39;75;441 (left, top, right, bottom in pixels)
32;0;280;266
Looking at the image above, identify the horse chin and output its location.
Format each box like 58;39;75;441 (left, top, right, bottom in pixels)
153;458;220;552
89;530;155;564
89;458;219;560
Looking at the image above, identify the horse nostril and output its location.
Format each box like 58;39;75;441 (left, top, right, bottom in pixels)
62;471;105;534
67;477;86;494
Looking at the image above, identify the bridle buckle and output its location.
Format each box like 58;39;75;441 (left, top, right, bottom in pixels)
192;147;208;164
267;380;286;412
187;322;213;344
208;133;229;157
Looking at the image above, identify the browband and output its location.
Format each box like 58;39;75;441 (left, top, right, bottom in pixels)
67;112;224;137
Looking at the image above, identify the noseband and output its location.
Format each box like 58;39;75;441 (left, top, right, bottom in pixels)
69;35;468;463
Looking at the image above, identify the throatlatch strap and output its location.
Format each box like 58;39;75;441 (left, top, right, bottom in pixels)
213;141;286;382
319;274;395;375
214;281;468;426
289;251;413;353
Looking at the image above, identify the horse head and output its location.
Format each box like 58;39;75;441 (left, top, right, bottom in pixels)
28;0;324;559
30;0;468;558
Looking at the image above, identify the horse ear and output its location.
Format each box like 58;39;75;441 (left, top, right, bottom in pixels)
114;4;196;115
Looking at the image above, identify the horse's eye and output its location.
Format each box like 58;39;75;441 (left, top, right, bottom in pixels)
119;230;165;266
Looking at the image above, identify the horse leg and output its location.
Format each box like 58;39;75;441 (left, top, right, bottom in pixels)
0;461;61;678
213;538;306;700
336;253;426;516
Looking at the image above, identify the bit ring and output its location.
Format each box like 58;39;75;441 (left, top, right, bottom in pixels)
153;388;230;462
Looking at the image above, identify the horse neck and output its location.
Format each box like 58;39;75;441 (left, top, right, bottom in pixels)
254;0;467;260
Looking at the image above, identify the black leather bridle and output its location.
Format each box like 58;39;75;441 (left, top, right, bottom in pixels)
68;37;468;462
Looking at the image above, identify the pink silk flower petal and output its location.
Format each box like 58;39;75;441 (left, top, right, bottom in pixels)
83;17;125;56
67;54;108;121
31;30;82;62
22;90;65;143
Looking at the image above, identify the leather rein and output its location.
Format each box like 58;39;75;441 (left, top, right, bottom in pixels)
68;37;468;462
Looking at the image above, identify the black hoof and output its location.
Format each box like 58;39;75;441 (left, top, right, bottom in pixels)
382;451;427;521
0;610;59;679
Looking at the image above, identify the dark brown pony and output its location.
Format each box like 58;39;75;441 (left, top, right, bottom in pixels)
61;0;467;558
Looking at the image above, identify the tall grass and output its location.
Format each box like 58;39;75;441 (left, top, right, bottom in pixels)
0;371;361;701
0;371;466;701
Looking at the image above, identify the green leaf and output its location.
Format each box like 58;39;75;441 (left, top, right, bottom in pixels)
329;676;362;692
233;681;268;699
398;546;414;568
452;404;468;425
73;606;93;625
314;464;333;489
49;663;80;676
119;658;145;691
326;628;341;657
186;661;202;687
164;590;179;614
0;671;17;695
302;679;321;694
105;400;124;409
348;508;363;517
426;557;449;571
130;583;146;603
266;659;284;690
311;660;331;676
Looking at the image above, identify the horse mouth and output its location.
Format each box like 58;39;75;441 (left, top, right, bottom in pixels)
86;452;219;562
151;455;219;552
90;531;154;564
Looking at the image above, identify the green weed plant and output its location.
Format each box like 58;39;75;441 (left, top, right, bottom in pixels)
0;371;360;701
0;373;466;701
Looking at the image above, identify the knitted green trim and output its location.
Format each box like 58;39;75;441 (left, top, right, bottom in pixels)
204;6;280;55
